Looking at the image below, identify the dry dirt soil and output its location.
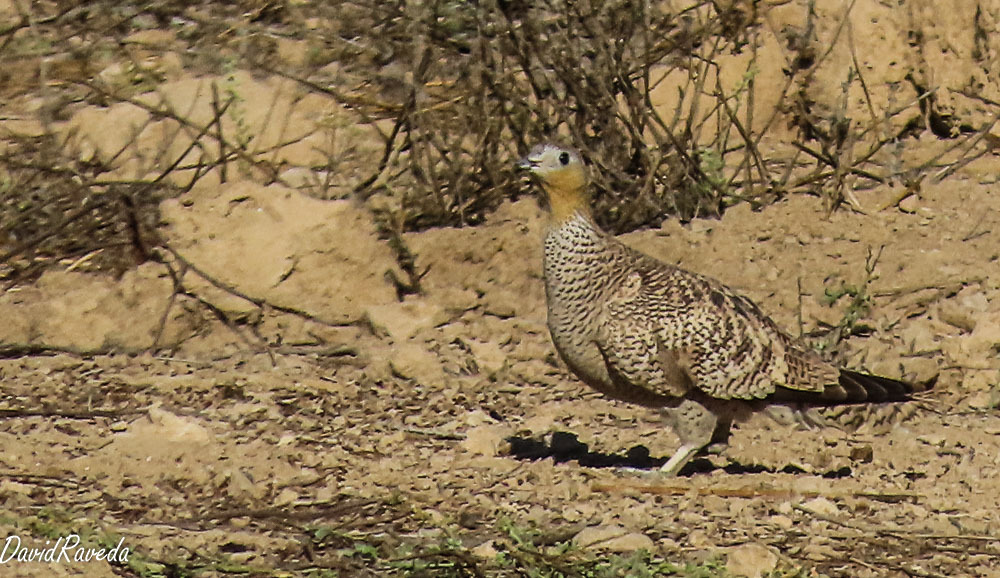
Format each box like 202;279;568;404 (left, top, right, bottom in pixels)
2;2;1000;578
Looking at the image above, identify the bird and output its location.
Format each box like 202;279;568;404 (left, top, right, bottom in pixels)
518;143;922;475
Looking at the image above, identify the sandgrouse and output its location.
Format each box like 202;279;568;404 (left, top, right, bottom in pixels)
519;143;918;475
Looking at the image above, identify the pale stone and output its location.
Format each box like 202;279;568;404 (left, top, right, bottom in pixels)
471;540;499;559
573;525;654;552
801;496;840;517
228;468;265;500
898;195;920;213
939;300;978;332
461;425;512;457
726;543;779;578
967;391;999;410
147;407;212;444
123;29;176;47
468;339;509;375
917;433;947;447
365;300;449;341
389;343;445;386
273;488;298;507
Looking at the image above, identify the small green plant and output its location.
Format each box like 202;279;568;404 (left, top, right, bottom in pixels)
697;148;729;201
221;57;254;151
821;245;883;348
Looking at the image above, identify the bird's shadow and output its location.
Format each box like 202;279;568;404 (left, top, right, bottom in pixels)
506;431;852;478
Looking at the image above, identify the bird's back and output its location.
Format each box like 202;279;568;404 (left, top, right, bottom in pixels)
542;212;912;408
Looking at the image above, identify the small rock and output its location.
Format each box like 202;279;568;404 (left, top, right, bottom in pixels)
388;344;446;385
522;411;560;433
573;525;654;552
800;497;839;517
686;529;715;549
687;220;714;235
967;391;999;410
802;541;838;561
435;287;479;313
849;444;874;463
900;357;940;384
464;409;498;427
896;322;940;353
938;301;978;332
461;424;512;457
227;469;264;500
276;37;310;67
123;29;177;47
963;371;999;392
898;195;919;213
2;118;45;138
273;488;298;507
482;296;517;319
468;339;509;376
966;312;1000;354
471;540;499;559
769;514;794;530
958;289;990;312
148;407;211;443
726;543;779;578
366;300;449;341
917;433;947;447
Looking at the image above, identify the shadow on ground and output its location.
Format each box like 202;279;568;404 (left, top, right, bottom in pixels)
506;431;854;477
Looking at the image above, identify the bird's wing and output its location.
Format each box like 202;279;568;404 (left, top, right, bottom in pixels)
594;275;694;400
597;250;840;402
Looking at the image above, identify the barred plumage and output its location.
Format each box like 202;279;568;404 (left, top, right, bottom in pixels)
519;143;923;475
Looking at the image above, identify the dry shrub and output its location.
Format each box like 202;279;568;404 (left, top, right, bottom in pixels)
0;138;165;288
2;0;999;286
316;0;999;231
324;0;762;232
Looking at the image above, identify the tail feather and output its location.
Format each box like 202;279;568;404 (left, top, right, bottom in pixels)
841;369;914;401
772;369;919;406
840;371;888;402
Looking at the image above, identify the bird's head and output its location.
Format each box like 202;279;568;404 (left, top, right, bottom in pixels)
518;143;591;222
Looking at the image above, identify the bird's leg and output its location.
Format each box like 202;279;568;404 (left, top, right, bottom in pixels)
704;417;733;455
659;443;702;476
659;399;718;476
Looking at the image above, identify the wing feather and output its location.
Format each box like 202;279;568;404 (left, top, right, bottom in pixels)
593;273;692;403
603;247;839;401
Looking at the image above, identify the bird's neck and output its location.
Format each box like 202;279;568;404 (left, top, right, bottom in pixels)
542;212;616;315
541;168;592;224
547;190;593;224
543;211;607;259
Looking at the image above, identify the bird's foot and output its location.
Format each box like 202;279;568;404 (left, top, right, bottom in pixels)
659;443;701;476
615;466;662;477
703;442;728;455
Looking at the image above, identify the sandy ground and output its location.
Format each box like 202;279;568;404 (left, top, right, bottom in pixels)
1;169;999;576
2;1;1000;577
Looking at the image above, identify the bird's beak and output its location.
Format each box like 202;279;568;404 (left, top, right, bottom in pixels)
517;156;539;171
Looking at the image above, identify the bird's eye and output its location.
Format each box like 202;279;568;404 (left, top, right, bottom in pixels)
559;152;570;165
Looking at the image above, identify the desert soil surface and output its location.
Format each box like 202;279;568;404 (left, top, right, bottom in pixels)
2;1;1000;577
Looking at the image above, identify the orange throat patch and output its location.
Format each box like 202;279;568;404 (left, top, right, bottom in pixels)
541;166;591;223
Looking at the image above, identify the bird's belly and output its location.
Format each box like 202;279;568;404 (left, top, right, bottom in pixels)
549;326;607;386
548;316;675;407
546;305;607;379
